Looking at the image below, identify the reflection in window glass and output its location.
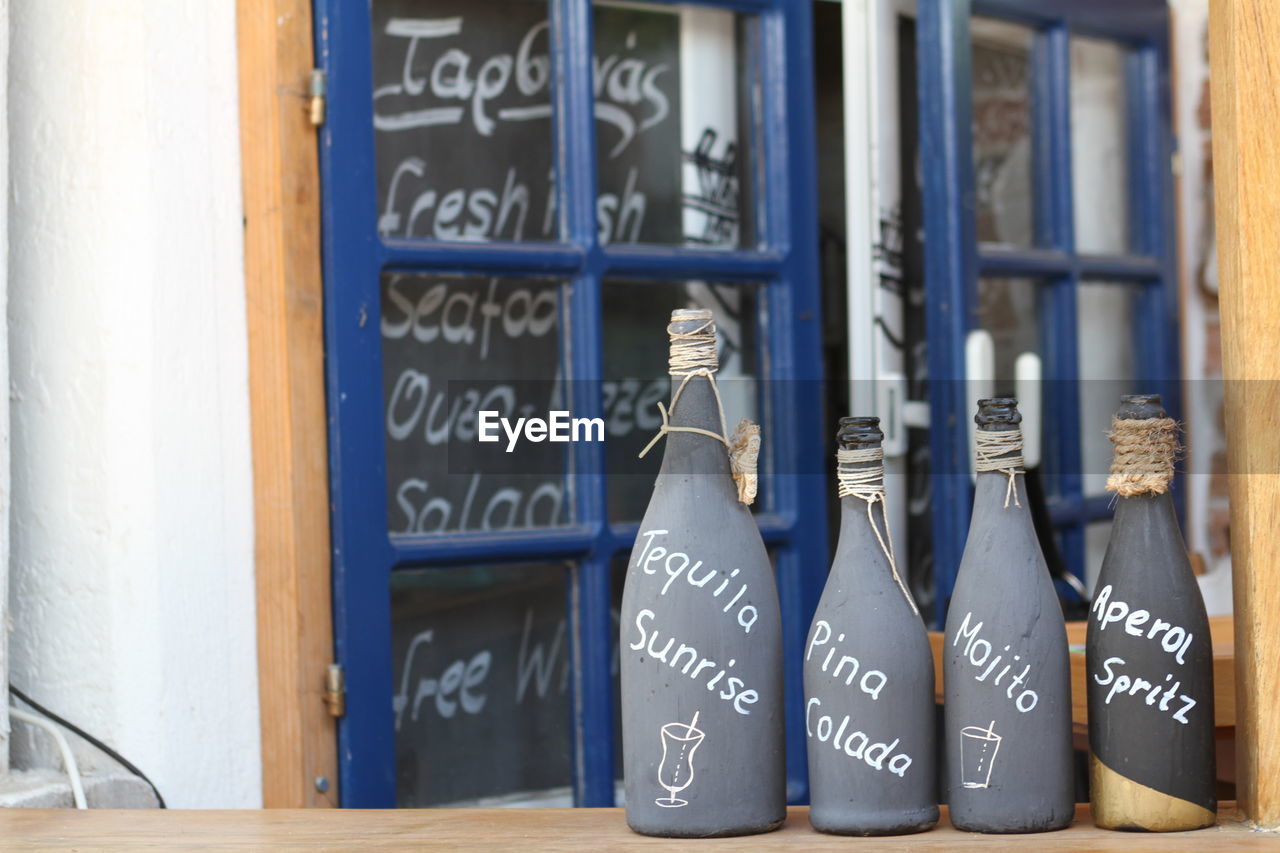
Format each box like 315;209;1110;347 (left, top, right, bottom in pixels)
1077;282;1138;495
593;3;759;250
602;281;764;522
1071;37;1130;254
380;273;571;535
370;0;557;242
971;17;1035;247
976;277;1041;398
391;563;574;806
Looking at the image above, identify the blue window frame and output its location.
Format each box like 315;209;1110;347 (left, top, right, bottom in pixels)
917;0;1180;623
313;0;826;807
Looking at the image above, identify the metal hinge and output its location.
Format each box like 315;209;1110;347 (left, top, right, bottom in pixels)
308;69;327;127
324;663;346;718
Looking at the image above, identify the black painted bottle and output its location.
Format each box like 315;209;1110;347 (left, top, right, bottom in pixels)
943;398;1074;833
805;417;937;835
620;308;784;837
1087;394;1215;831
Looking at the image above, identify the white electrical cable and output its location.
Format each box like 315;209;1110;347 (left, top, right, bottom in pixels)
10;706;88;809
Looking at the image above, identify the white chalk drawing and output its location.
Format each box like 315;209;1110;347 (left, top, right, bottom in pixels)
960;721;1002;789
656;712;705;808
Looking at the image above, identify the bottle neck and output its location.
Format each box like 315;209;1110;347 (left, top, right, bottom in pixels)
973;424;1025;510
834;446;918;614
658;372;730;476
836;447;885;504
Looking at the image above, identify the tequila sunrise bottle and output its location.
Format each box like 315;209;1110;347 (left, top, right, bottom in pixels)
1087;394;1215;831
804;417;937;835
943;398;1073;833
619;309;784;837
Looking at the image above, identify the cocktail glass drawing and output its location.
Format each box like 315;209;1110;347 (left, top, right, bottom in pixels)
656;711;705;808
960;721;1001;789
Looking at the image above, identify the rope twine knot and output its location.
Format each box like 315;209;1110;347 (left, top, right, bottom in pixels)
836;446;918;615
1106;416;1179;496
974;428;1025;508
637;314;759;505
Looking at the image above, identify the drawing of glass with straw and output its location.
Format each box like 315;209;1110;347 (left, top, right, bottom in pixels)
960;721;1002;789
656;712;705;808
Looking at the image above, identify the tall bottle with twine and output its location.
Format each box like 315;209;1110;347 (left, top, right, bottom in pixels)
943;398;1073;833
620;308;783;837
804;417;937;835
1086;394;1215;830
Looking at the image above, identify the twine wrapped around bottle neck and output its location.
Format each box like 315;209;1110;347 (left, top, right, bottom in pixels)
836;446;918;616
638;312;759;505
667;315;719;376
974;428;1025;509
1106;416;1179;496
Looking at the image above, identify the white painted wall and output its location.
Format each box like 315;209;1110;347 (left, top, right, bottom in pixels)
0;0;9;778
7;0;261;807
1169;0;1216;547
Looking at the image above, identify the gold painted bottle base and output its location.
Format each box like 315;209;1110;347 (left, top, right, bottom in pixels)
1090;754;1216;832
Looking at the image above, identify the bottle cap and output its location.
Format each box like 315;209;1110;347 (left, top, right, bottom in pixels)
975;397;1022;427
837;416;883;450
1115;393;1166;420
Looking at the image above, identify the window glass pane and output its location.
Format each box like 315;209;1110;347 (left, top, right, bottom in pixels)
392;563;573;806
381;273;571;535
976;277;1042;396
1077;281;1138;496
971;17;1035;247
1071;37;1131;254
602;280;764;522
592;3;759;249
371;0;559;242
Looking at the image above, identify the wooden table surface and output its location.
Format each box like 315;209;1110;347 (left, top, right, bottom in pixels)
929;616;1237;733
0;805;1274;851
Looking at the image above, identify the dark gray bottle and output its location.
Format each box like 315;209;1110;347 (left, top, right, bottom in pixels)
805;417;937;835
943;398;1074;833
1087;394;1215;831
620;309;785;837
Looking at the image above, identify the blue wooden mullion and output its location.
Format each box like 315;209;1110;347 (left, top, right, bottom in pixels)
917;0;976;624
389;526;597;570
1076;254;1161;280
1130;42;1185;521
380;240;585;275
599;246;784;281
773;0;827;801
1037;19;1089;582
973;0;1166;44
550;0;615;809
978;247;1071;276
314;0;401;807
977;249;1161;281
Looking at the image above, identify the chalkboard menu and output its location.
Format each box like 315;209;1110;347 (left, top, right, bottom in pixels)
381;273;569;534
392;564;574;806
370;0;683;245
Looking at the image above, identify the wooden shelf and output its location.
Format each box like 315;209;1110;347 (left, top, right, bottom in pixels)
0;805;1273;850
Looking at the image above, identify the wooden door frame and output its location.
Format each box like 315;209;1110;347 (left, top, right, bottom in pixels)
1210;0;1280;828
237;0;339;808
